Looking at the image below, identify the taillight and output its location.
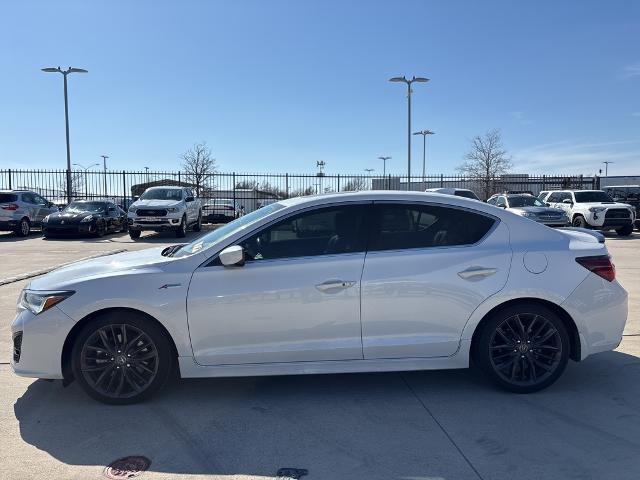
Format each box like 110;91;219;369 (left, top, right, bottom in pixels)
575;255;616;282
1;203;19;211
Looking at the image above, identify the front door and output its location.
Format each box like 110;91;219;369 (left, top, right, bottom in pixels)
360;202;512;359
187;203;368;365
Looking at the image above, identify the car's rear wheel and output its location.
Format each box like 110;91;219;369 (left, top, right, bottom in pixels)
616;224;633;236
15;217;30;237
572;215;587;228
71;311;174;404
129;229;141;240
175;215;187;238
476;303;569;393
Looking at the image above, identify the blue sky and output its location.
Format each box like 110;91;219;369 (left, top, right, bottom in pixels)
1;0;638;175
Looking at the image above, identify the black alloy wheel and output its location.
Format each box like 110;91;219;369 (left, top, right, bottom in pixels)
476;304;569;393
72;312;173;404
176;215;187;238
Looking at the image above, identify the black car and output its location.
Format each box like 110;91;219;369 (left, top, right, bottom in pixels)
602;185;640;230
42;200;128;237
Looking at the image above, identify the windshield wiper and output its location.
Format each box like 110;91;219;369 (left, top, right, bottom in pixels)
161;244;186;257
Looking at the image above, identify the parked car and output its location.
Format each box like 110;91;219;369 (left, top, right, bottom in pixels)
487;194;569;227
42;200;127;238
127;186;202;239
544;190;635;236
11;191;627;403
601;185;640;230
425;187;480;200
202;198;239;223
0;190;58;236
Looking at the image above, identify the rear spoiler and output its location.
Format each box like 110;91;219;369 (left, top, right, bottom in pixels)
556;227;605;244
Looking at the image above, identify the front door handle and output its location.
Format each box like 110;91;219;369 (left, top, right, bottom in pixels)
457;267;497;281
315;279;357;293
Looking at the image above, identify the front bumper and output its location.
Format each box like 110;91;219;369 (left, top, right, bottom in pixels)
43;222;97;235
10;306;75;379
128;214;183;231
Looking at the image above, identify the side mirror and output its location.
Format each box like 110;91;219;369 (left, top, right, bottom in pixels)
185;196;195;202
219;245;245;267
545;203;550;207
562;199;573;204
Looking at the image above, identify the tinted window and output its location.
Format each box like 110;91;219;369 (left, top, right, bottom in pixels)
548;192;570;202
487;197;497;205
21;193;36;204
496;197;507;207
369;203;495;251
454;190;480;200
507;196;545;207
0;193;18;202
574;191;612;203
65;202;107;213
240;204;366;261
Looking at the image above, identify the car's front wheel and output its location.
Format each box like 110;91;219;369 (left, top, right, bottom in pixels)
129;229;141;240
616;224;633;237
572;215;588;228
175;215;187;238
475;303;569;393
71;311;174;404
193;211;202;232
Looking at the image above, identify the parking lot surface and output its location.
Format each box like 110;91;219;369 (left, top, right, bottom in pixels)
1;230;639;479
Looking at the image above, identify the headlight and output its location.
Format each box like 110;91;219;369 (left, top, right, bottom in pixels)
128;206;137;213
521;212;537;218
166;207;177;213
80;215;93;223
18;290;74;315
43;215;50;223
589;207;606;213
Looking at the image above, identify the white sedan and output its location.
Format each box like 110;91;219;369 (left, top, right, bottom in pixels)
11;192;628;404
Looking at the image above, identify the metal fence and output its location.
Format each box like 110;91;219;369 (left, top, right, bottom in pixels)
0;169;600;212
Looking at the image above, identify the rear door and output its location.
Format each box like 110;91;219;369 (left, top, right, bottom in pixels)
360;202;512;359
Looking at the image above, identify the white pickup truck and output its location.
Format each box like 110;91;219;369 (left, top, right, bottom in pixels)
540;189;635;236
127;186;202;239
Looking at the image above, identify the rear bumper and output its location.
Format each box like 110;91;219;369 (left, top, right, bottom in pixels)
561;274;628;360
0;219;18;230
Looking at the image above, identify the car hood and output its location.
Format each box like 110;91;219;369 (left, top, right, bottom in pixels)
28;247;171;290
46;211;100;223
508;206;565;214
577;202;632;209
132;199;182;208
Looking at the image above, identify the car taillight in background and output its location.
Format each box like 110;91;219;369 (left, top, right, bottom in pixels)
575;255;616;282
1;203;19;211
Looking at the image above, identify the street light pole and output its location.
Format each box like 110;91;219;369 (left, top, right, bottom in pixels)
389;76;429;190
603;161;613;176
413;130;435;181
378;156;391;177
100;155;109;198
73;163;99;199
42;67;88;203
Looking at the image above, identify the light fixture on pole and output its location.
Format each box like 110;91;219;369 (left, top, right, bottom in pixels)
389;75;429;190
72;162;99;199
378;156;391;177
602;161;613;176
413;130;435;181
100;155;109;198
41;66;88;204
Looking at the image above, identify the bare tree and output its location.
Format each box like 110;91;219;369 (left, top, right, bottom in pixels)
342;177;368;192
457;129;512;200
59;172;83;200
290;186;316;197
180;142;216;195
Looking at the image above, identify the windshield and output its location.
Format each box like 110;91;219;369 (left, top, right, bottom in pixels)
140;188;183;201
507;196;545;207
575;191;613;203
64;202;106;213
173;203;285;257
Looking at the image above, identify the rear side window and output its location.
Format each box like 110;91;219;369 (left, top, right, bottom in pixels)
369;203;495;251
0;193;18;202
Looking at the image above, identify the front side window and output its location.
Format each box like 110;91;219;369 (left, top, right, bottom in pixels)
240;204;366;261
369;203;495;251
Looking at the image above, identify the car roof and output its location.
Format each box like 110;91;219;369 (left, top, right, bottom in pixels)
146;186;185;190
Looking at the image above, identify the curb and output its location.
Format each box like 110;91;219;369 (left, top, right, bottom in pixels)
0;249;128;287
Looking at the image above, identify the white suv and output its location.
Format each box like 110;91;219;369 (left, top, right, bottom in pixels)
543;190;635;236
127;186;202;239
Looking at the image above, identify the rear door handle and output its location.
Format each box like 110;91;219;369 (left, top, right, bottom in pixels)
315;279;357;293
457;267;497;280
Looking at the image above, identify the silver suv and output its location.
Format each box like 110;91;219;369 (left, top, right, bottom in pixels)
0;190;59;236
127;186;203;239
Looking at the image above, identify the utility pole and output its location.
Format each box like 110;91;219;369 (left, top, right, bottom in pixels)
413;130;435;181
100;155;109;198
602;161;613;176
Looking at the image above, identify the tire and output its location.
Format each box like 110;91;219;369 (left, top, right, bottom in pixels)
15;217;30;237
95;221;106;237
572;215;587;228
616;224;633;237
129;229;141;240
193;211;202;232
175;215;187;238
120;221;128;233
71;311;174;404
475;303;570;393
